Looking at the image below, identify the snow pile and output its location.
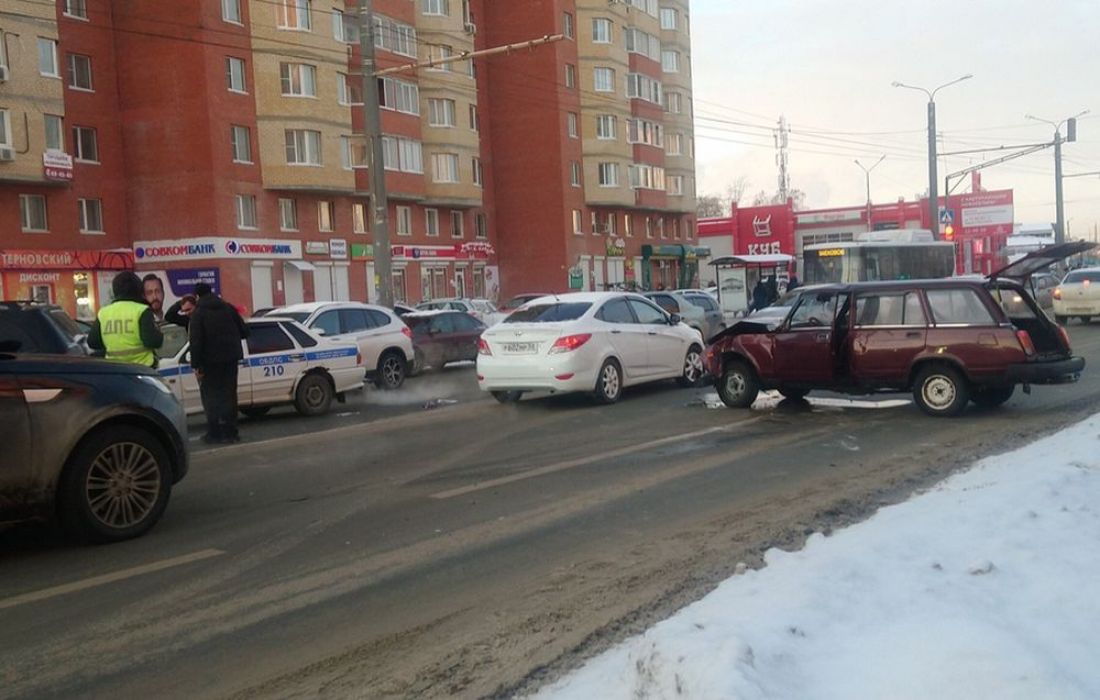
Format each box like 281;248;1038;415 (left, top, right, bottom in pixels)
537;415;1100;699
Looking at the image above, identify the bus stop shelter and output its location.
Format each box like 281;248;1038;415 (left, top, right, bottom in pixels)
710;254;794;317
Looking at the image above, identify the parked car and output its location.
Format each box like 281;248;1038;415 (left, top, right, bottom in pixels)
1028;272;1060;313
1053;267;1100;324
0;301;89;355
393;302;416;317
477;292;705;404
157;318;363;417
271;302;414;389
0;346;188;543
704;242;1094;417
416;298;501;325
498;293;549;315
675;289;727;339
404;311;485;374
745;285;824;324
644;291;714;340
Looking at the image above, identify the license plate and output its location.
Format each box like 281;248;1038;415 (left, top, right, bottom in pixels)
502;342;539;354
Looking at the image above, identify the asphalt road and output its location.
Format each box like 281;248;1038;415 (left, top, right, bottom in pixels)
4;323;1100;699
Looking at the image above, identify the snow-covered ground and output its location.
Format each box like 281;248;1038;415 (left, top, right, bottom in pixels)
537;414;1100;699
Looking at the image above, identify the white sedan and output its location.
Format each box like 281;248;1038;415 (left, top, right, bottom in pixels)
477;292;705;404
1053;267;1100;324
157;318;364;417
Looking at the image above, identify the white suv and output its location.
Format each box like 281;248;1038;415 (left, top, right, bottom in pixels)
273;302;414;389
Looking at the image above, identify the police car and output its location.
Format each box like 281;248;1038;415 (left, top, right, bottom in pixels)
157;317;363;417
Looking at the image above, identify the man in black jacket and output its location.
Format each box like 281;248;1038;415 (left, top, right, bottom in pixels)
164;294;197;328
189;283;249;444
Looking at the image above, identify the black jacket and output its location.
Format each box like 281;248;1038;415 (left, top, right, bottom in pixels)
164;300;191;329
188;295;249;369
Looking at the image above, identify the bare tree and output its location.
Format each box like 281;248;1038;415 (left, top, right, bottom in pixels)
724;176;751;206
751;188;807;210
696;176;753;218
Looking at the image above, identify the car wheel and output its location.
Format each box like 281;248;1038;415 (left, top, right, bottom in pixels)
57;426;172;543
241;406;271;419
717;360;759;408
593;359;623;404
376;351;407;390
492;390;523;404
971;385;1014;409
1055;314;1068;325
778;387;809;400
913;364;969;417
677;345;705;388
295;373;334;416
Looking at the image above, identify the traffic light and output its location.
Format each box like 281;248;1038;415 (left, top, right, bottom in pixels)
944;224;955;241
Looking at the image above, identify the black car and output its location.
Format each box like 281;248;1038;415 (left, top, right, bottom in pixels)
0;347;189;542
0;301;89;355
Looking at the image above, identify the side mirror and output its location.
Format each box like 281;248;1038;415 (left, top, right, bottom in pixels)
313;327;327;336
669;313;681;326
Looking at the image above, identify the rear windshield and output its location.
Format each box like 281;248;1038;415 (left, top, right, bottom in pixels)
504;303;591;323
1063;270;1100;284
504;296;537;308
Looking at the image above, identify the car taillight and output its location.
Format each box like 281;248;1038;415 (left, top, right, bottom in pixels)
549;333;592;354
478;338;492;356
1016;329;1036;356
401;326;413;339
1085;279;1092;288
1057;325;1072;352
1053;287;1062;300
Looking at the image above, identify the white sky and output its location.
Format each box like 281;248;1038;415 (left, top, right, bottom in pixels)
690;0;1100;239
538;406;1100;699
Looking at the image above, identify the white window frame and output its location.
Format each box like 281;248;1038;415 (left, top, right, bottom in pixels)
428;98;457;127
43;114;64;152
332;8;357;42
285;129;323;166
661;49;680;73
280;62;318;97
374;16;418;58
222;0;242;24
226;56;248;93
337;73;363;105
667;132;683;156
382;136;424;173
396;205;412;236
38;38;59;78
660;7;678;30
564;63;576;89
598;162;619;187
231;125;252;163
318;200;334;232
277;0;312;31
422;0;449;16
428;44;454;72
476;213;487;239
469;104;479;131
72;126;99;163
425;208;439;237
593;67;615;93
664;91;682;114
562;11;574;39
625;28;660;60
67;53;93;91
592;17;613;43
379;77;419;114
451;210;464;239
20;194;49;232
64;0;88;20
567;112;578;138
279;198;299;231
596;115;616;140
236;194;258;230
473;157;483;187
78;198;103;234
627;73;662;104
570;161;581;187
572;209;583;235
0;110;12;148
432;153;459;183
353;202;367;233
667;174;684;195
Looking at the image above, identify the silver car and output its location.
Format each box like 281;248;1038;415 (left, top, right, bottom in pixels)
644;291;719;340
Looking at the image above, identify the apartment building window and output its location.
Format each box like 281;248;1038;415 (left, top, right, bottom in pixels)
661;50;680;73
222;0;242;24
628;0;659;17
624;28;660;60
226;57;247;92
382;136;423;173
374;16;417;57
564;64;576;89
590;212;599;234
645;216;653;239
572;210;583;235
667;132;683;155
667;175;684;195
562;12;574;39
339;135;368;169
592;18;613;43
473;157;483;186
567;112;578;138
332;9;357;42
627;73;662;104
432;153;459;183
658;218;666;239
67;53;94;91
379;77;419;114
38;38;59;77
660;7;678;30
628;164;666;190
664;91;682;114
596;115;616;140
318;201;334;232
20;195;48;232
607;213;617;236
597;163;619;187
44;115;63;151
279;198;299;231
353;203;367;233
422;0;449;15
624;214;632;237
428;98;456;127
236;194;258;230
429;45;453;71
425;208;439;237
280;63;317;97
476;213;487;239
628;118;663;147
285;129;322;165
451;211;464;238
277;0;312;30
230;125;252;163
396;205;412;236
0;110;10;149
468;104;479;131
72;126;98;162
593;67;615;92
64;0;88;19
337;73;363;105
673;219;681;239
78;198;103;233
569;161;582;187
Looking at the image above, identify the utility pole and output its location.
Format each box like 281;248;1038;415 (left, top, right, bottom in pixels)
359;0;393;307
855;155;885;232
1027;110;1089;245
775;116;790;201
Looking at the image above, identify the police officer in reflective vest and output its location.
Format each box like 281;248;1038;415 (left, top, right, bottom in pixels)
88;271;163;368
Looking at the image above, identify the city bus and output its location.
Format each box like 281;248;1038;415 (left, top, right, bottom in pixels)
802;231;956;284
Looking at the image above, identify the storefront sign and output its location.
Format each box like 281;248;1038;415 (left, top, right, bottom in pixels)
568;268;584;290
0;248;133;270
351;243;374;260
305;241;329;255
19;272;62;283
393;245;455;260
329;239;348;260
133;237;302;262
747;241;784;255
796;210;863;225
43;151;74;181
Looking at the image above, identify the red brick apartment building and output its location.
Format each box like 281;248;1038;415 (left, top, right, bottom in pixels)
0;0;697;318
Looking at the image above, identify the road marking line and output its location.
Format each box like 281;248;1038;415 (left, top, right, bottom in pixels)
0;548;225;611
430;417;766;500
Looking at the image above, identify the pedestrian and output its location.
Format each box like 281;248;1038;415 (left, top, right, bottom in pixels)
188;282;249;444
787;274;802;292
751;278;769;312
88;271;163;368
766;276;779;305
164;293;197;328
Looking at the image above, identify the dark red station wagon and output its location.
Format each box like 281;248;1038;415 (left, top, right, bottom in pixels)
704;243;1094;417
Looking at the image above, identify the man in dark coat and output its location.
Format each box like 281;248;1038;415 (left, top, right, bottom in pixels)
787;274;802;292
188;283;249;444
751;279;770;312
164;294;197;328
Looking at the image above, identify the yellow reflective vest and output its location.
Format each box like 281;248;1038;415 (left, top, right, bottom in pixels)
98;300;155;367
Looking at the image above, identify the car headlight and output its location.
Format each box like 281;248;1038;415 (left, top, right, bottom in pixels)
137;374;173;394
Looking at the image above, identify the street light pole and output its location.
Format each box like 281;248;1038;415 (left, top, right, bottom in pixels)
855;155;885;232
359;0;394;307
893;75;973;239
1027;110;1090;245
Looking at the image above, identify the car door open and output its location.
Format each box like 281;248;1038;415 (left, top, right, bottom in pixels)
773;291;839;384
